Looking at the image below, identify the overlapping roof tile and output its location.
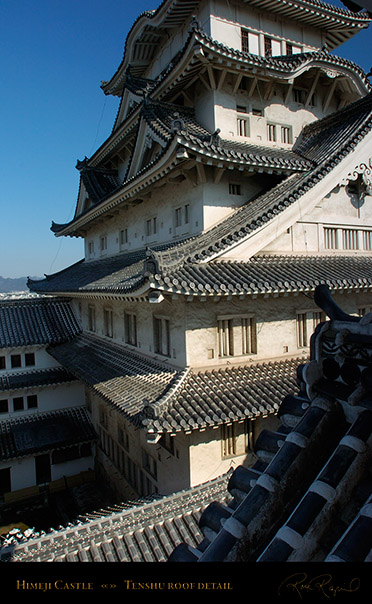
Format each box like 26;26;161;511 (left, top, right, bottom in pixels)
0;297;81;348
0;472;230;562
0;367;78;392
0;406;96;462
47;331;300;434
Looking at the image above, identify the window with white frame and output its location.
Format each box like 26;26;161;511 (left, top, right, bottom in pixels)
124;312;137;346
218;314;257;358
267;123;276;142
281;126;292;144
104;308;113;338
342;228;359;250
324;227;338;249
153;316;170;356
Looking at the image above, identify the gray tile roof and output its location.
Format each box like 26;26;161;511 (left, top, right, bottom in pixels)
28;253;372;299
168;285;372;563
0;297;81;348
0;406;96;461
0;472;231;562
47;332;300;434
0;367;78;392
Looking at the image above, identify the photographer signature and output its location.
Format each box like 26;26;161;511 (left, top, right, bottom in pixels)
278;572;360;599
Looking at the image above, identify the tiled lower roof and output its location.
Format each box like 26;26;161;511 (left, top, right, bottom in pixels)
47;333;180;423
48;332;300;434
150;255;372;297
0;297;81;348
28;253;372;299
0;367;78;392
0;473;231;562
0;406;96;461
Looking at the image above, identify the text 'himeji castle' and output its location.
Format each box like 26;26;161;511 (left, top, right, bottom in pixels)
2;0;372;530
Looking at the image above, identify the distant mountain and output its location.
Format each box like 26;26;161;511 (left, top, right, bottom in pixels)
0;276;41;293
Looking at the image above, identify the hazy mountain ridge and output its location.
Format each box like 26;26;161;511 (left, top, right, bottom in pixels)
0;276;40;293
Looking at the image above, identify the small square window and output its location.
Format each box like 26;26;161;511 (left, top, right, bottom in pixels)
25;353;35;367
229;183;241;196
13;397;24;411
27;395;38;409
11;355;22;369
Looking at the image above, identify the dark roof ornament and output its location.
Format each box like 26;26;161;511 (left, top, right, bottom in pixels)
171;112;185;133
189;15;200;31
76;157;89;171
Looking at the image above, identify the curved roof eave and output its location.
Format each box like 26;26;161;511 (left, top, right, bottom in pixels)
101;0;370;96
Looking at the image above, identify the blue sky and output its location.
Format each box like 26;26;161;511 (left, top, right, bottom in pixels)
1;0;371;278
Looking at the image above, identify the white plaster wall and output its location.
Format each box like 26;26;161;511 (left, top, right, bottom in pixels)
0;346;61;374
0;382;85;421
263;186;372;254
208;0;322;54
0;457;35;492
81;297;187;367
51;455;94;482
185;291;372;369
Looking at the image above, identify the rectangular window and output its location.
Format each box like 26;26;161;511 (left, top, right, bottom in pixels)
0;400;8;413
342;228;358;250
221;420;253;458
0;357;5;370
100;236;107;253
27;394;38;409
241;316;257;355
324;227;338;250
363;230;372;251
218;318;234;357
11;354;21;369
153;317;170;356
120;228;128;246
229;183;241;196
142;449;157;480
241;28;249;53
312;312;325;330
184;204;190;224
88;241;95;255
267;123;276;142
293;88;304;104
252;108;263;116
281;126;292;144
25;352;35;367
146;217;157;237
124;312;137;346
13;397;24;412
237;117;248;137
264;36;272;57
175;207;182;228
297;313;308;348
88;305;96;332
104;308;113;338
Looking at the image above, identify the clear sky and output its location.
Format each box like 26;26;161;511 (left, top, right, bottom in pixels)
1;0;371;279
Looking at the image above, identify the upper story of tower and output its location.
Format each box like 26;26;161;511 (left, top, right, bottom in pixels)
49;0;371;250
